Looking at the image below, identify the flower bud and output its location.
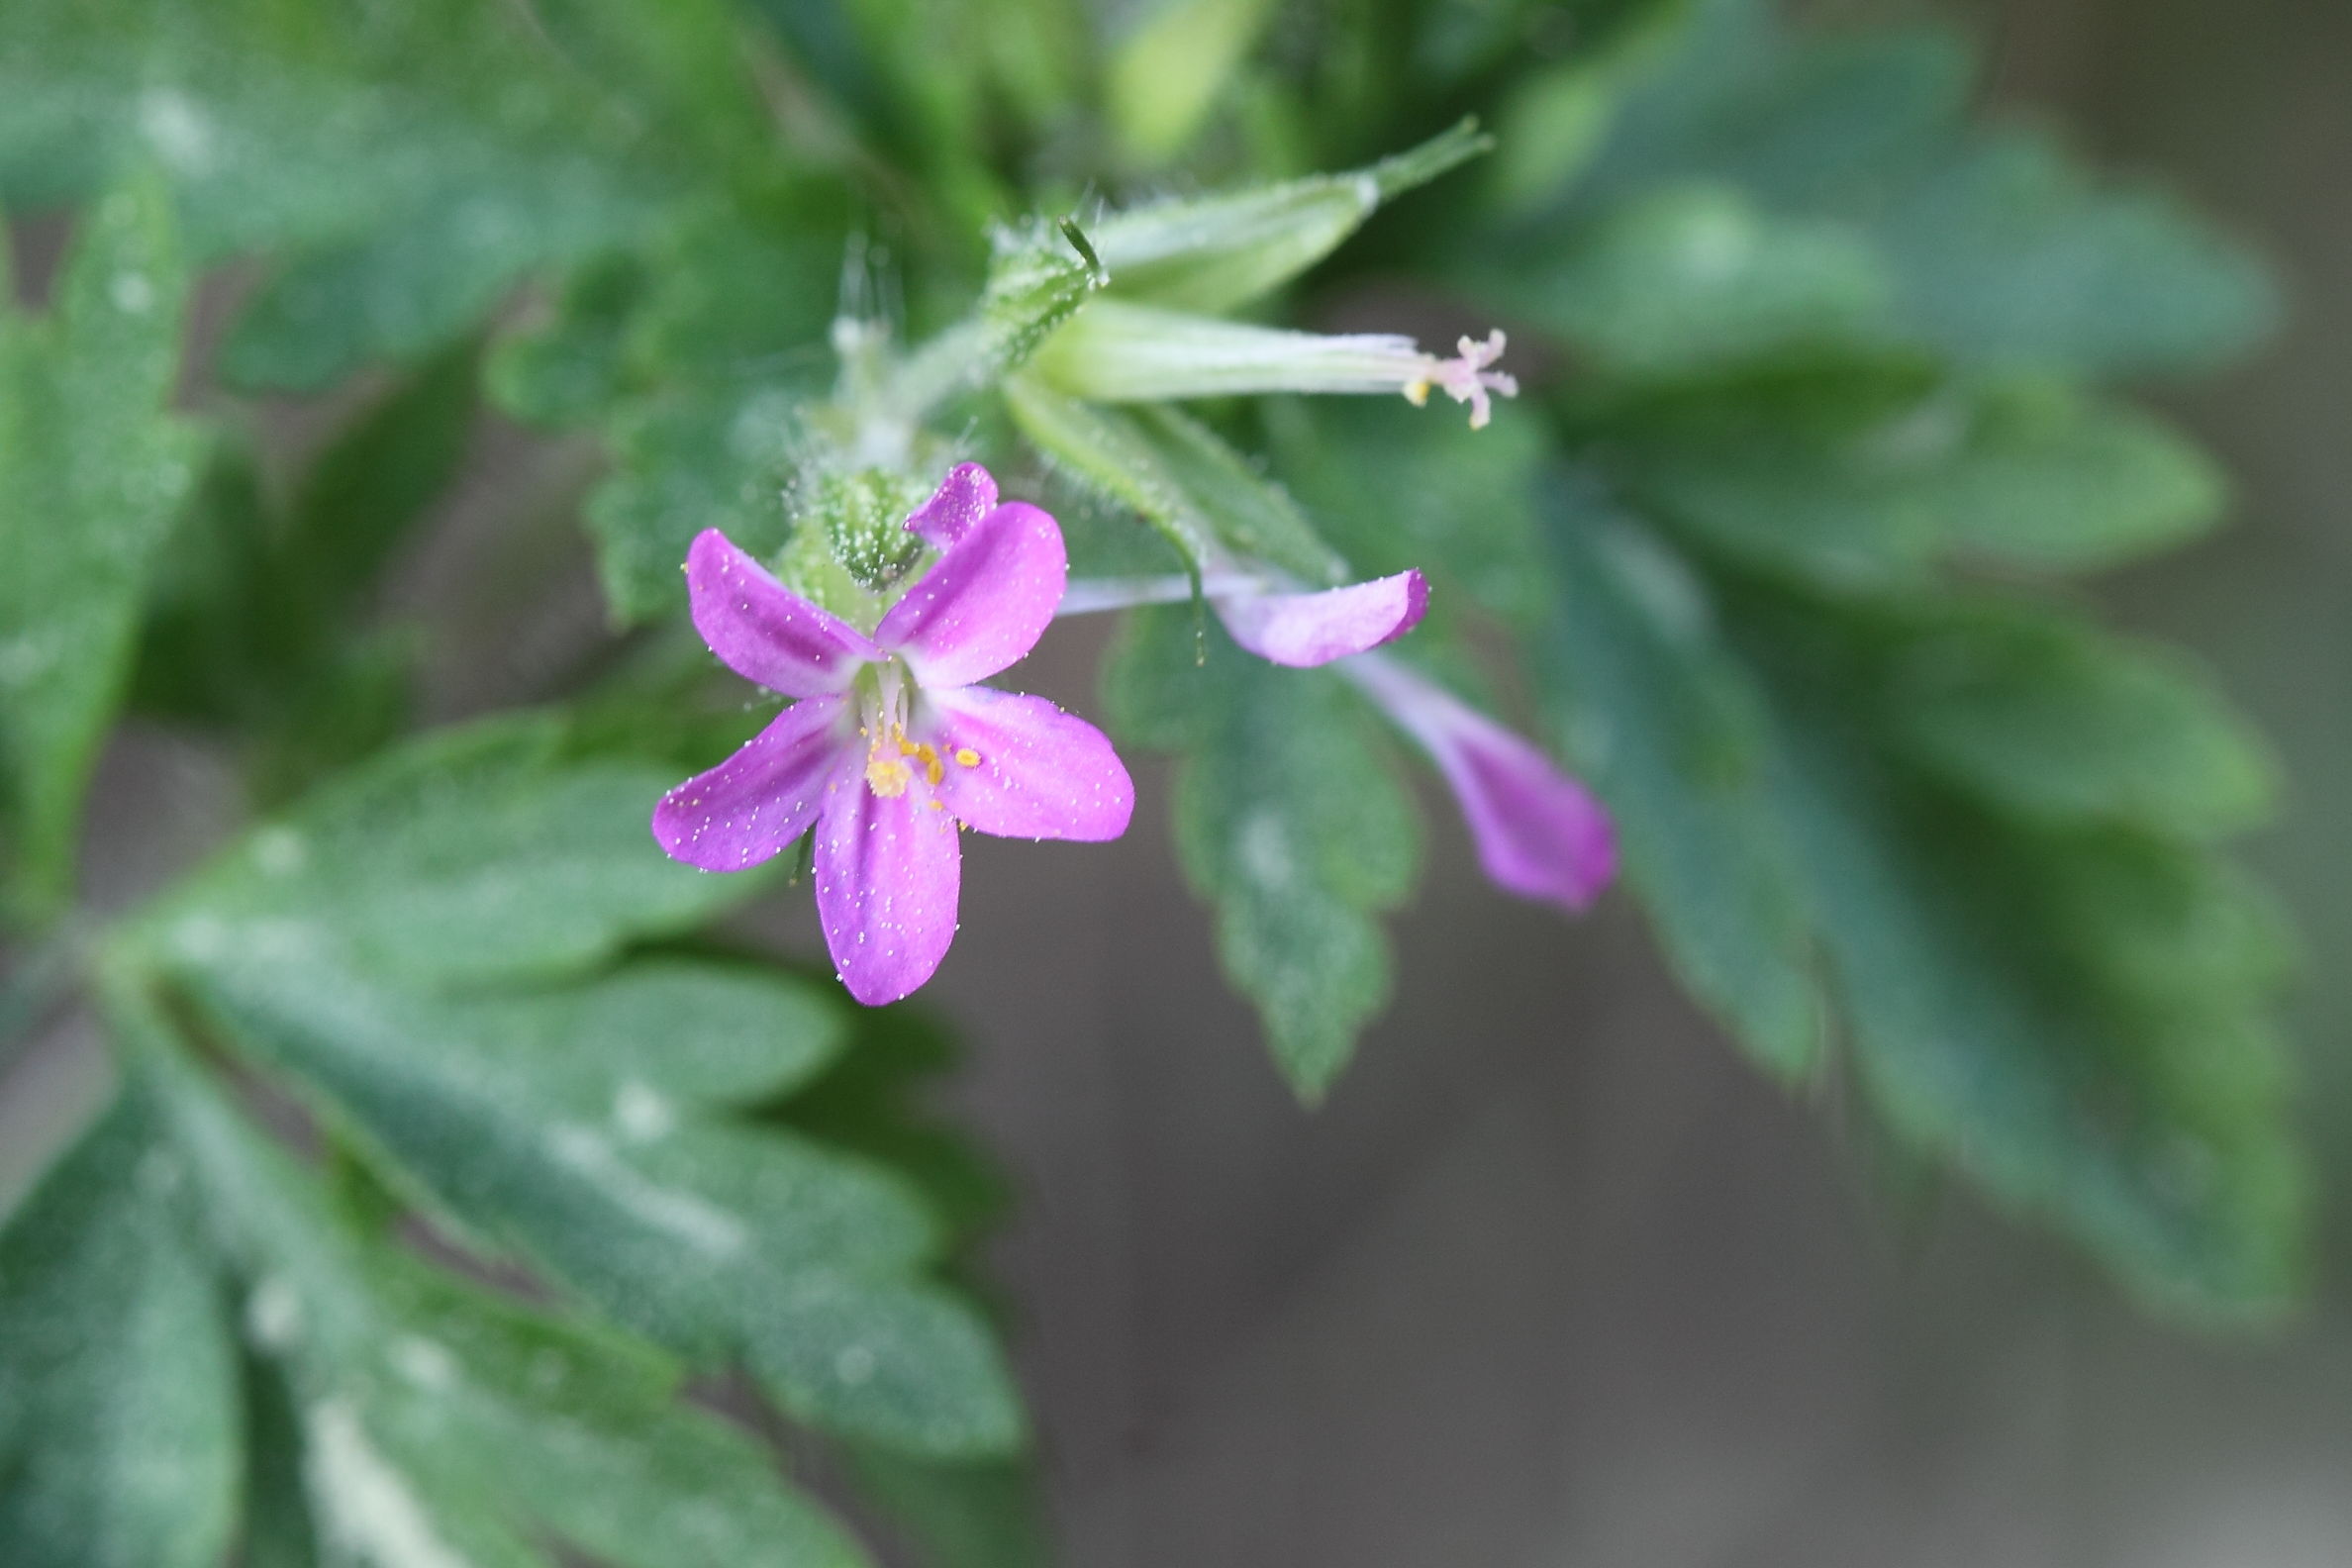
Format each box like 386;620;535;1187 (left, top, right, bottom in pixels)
1031;301;1519;427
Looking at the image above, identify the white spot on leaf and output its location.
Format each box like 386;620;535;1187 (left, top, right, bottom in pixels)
391;1336;457;1392
305;1401;475;1568
245;1277;304;1350
612;1080;676;1142
544;1124;746;1256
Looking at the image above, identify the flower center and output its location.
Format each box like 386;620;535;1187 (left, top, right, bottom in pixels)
853;661;985;802
864;725;944;797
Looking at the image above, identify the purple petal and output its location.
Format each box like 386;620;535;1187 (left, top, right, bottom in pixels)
1348;656;1617;912
875;501;1066;688
652;696;853;872
813;770;964;1005
1216;570;1430;667
923;685;1134;841
687;530;880;697
904;462;999;548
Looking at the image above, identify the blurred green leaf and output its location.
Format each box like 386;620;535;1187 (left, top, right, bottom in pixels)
845;1451;1049;1568
1602;375;2228;588
1908;382;2226;572
1109;0;1282;164
283;337;481;611
1521;0;2274;379
778;1004;1013;1246
183;949;1025;1455
1539;499;1822;1078
1568;8;1969;217
130;1034;875;1568
0;176;201;919
0;0;781;389
510;206;838;625
0;1090;241;1568
136;716;743;988
219;214;581;394
132;338;476;804
1869;131;2279;378
1524;474;2298;1307
131;443;283;732
1750;666;2302;1314
488;253;650;430
131;716;1023;1455
1600;372;1950;588
1108;609;1420;1099
2036;831;2295;1009
1496;183;1896;380
1878;601;2277;841
236;1351;324;1568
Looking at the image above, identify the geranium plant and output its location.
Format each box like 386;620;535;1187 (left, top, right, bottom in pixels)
0;0;2302;1564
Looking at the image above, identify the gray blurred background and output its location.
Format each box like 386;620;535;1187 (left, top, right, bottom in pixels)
9;0;2352;1564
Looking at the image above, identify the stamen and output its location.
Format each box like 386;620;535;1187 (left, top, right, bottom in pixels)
954;747;982;767
865;750;913;797
1410;330;1518;431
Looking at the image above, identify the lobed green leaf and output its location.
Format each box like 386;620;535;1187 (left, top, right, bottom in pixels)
0;1090;242;1568
1107;609;1420;1098
0;176;201;919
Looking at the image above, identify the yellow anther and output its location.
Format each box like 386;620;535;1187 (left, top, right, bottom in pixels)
954;747;981;767
1402;379;1431;407
926;758;944;786
864;751;913;798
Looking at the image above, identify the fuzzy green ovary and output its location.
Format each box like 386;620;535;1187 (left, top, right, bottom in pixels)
818;469;930;590
772;467;934;631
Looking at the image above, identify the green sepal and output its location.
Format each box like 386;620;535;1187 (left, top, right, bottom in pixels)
1088;119;1492;313
1005;375;1342;583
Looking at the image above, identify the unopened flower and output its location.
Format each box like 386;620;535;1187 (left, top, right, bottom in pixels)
1031;300;1519;428
654;466;1133;1005
1055;559;1614;911
1342;653;1616;912
1058;565;1430;668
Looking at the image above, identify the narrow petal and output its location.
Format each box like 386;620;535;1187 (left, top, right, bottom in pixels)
813;774;964;1005
652;697;853;872
904;462;999;548
1347;656;1617;911
1438;723;1617;910
687;529;880;697
1216;570;1429;667
923;685;1134;842
874;501;1066;687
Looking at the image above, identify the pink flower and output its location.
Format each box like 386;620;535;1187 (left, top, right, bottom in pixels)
1056;566;1431;669
1057;555;1617;912
1215;571;1430;667
1201;576;1612;909
1342;653;1616;912
653;465;1134;1005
